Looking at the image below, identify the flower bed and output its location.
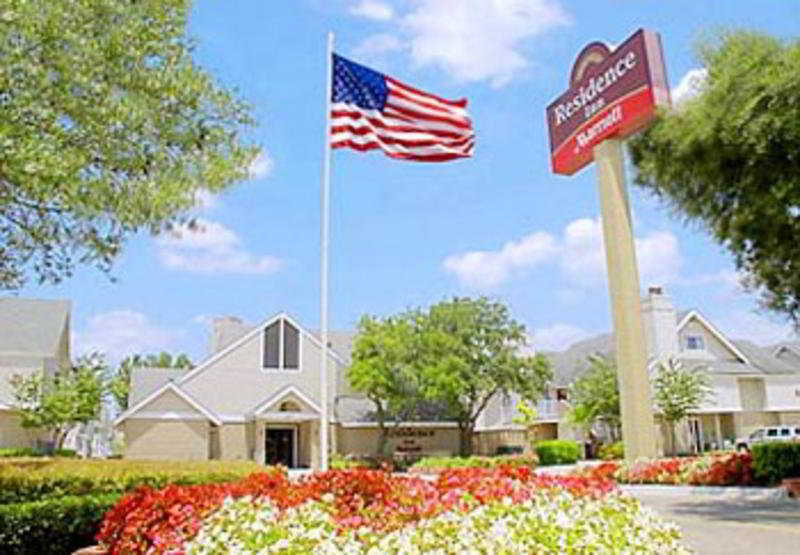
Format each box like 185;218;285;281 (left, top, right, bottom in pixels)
575;452;754;486
408;454;538;474
97;467;688;553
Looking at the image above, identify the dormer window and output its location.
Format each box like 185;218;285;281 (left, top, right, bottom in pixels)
263;319;300;370
686;335;705;351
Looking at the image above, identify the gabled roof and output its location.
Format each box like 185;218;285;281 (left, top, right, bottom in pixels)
542;333;614;386
114;382;221;426
677;310;750;365
179;311;346;387
128;367;187;407
0;298;70;357
249;384;321;417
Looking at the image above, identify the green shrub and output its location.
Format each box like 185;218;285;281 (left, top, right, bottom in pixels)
410;454;538;471
535;440;580;466
0;447;77;458
0;493;120;554
751;442;800;485
597;441;624;460
0;459;265;504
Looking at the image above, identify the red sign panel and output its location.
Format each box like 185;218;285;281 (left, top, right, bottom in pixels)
546;29;670;175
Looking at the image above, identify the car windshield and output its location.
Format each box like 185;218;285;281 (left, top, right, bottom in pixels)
749;430;765;440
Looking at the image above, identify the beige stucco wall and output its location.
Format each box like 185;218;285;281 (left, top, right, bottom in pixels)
778;411;800;425
182;330;340;420
738;378;767;411
124;419;209;460
144;389;201;413
733;411;780;437
336;425;460;457
678;320;739;362
765;376;800;409
0;410;43;448
220;423;248;460
473;429;531;455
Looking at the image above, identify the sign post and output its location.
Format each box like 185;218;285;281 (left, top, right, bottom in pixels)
546;29;670;461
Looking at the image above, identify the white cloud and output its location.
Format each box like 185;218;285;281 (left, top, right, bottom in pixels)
193;190;218;212
530;323;593;351
156;218;283;275
401;0;570;87
352;33;404;61
248;150;273;180
443;217;681;292
671;68;707;106
74;310;181;364
442;231;557;288
349;0;570;88
349;0;394;20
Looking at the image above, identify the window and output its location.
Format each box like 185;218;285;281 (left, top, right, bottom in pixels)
766;428;778;437
263;319;300;370
780;428;790;437
686;335;705;350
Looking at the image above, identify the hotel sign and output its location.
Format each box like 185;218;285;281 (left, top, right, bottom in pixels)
546;28;670;175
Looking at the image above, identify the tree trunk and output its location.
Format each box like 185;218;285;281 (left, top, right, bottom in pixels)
458;423;473;456
668;423;677;457
374;402;389;456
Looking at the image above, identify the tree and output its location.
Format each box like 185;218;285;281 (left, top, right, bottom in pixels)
629;30;800;323
10;353;107;448
567;355;621;441
109;351;193;411
652;358;713;456
415;297;552;456
1;0;257;288
346;315;423;456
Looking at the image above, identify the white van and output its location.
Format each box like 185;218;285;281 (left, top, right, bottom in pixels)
735;425;800;451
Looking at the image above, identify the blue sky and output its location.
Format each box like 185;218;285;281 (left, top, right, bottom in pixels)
17;0;800;364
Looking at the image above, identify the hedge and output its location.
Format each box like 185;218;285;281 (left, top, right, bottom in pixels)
751;442;800;485
536;440;580;466
0;447;77;458
0;493;120;555
0;459;265;504
409;454;539;473
597;441;624;460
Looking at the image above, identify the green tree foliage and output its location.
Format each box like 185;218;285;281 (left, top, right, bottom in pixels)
629;30;800;322
0;0;257;288
9;354;107;448
347;315;421;456
348;298;552;457
109;352;193;411
652;358;712;456
567;355;621;441
415;297;552;456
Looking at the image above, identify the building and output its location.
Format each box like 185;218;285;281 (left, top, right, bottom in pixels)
115;288;800;464
544;287;800;453
0;298;71;448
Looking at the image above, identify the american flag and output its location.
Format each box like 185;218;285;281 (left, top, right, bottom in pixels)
330;54;474;162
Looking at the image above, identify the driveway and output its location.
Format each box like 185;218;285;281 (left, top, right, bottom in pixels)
625;487;800;555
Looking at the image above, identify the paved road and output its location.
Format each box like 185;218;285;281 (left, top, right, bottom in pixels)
626;489;800;555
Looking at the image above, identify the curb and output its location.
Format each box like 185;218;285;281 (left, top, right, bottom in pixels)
619;483;791;502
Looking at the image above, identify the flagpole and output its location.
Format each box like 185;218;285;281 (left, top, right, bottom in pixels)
319;31;334;472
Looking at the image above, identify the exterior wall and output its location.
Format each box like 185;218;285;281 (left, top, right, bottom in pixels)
678;319;739;362
764;376;800;410
738;378;767;411
182;329;341;420
220;423;248;460
0;410;40;448
336;425;460;457
473;429;531;455
778;411;800;425
641;290;679;359
124;419;209;460
144;389;201;413
702;375;740;411
298;422;312;467
733;411;780;437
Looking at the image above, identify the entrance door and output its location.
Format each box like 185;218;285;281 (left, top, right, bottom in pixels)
265;428;294;467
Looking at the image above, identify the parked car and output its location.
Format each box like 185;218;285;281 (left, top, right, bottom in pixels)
735;425;800;451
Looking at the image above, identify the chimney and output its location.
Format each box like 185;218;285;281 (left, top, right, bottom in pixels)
640;286;678;359
210;316;248;354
